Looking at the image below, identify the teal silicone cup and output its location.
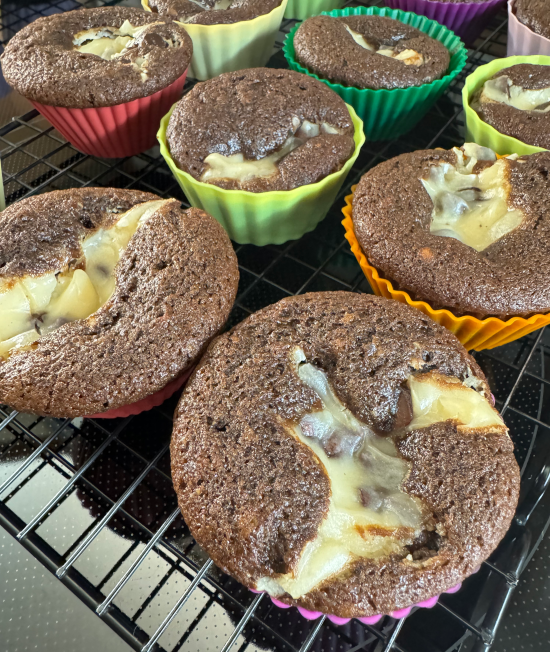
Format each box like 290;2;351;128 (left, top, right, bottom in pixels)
283;6;468;141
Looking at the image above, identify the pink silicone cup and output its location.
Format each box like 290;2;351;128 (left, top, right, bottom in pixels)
250;582;463;624
29;68;188;158
384;0;505;45
507;0;550;56
86;366;194;419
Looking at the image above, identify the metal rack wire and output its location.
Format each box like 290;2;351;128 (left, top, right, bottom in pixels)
0;2;549;652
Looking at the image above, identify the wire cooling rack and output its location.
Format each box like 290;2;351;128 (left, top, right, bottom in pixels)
1;2;550;652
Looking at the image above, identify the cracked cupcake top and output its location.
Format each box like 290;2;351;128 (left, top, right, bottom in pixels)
166;68;356;193
0;188;238;417
352;143;550;319
146;0;282;25
171;292;519;618
472;63;550;149
293;15;450;90
0;7;193;108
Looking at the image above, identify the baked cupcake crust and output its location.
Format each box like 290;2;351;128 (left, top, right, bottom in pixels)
473;64;550;149
0;188;239;417
171;292;519;617
352;147;550;319
293;15;450;90
516;0;550;40
147;0;282;25
0;7;193;108
166;68;356;192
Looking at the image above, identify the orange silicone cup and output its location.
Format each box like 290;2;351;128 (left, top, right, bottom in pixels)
342;188;550;351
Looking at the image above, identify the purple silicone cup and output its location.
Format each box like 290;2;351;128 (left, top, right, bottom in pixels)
383;0;505;45
251;582;462;625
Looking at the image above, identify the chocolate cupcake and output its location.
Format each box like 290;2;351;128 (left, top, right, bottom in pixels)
166;68;355;192
1;7;192;108
146;0;282;25
171;292;519;618
142;0;287;81
0;7;193;156
0;188;238;417
471;63;550;148
515;0;550;40
351;143;550;319
293;14;450;90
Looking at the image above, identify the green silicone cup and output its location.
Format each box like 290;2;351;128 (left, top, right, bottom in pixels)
463;55;550;156
283;6;468;141
284;0;344;20
157;104;365;246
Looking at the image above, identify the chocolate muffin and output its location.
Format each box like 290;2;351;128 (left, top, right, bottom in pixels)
0;7;193;108
352;143;550;319
146;0;282;25
293;15;451;90
0;188;238;417
166;68;356;192
171;292;519;618
472;63;550;149
515;0;550;40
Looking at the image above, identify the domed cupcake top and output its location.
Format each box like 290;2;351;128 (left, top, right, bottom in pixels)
147;0;282;25
515;0;550;40
171;292;518;618
166;68;356;192
472;63;550;149
0;7;193;108
0;188;238;417
293;14;451;90
352;143;550;319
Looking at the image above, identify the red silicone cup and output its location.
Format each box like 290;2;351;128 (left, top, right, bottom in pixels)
251;583;462;625
86;366;194;419
29;68;188;158
384;0;505;45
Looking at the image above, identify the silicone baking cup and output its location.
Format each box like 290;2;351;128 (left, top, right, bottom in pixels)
384;0;505;45
251;583;462;624
284;0;343;20
29;69;188;159
462;55;550;156
157;103;365;246
87;366;194;419
507;0;550;56
283;7;467;141
342;188;550;351
142;0;287;81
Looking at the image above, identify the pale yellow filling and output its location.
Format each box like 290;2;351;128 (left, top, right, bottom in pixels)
256;349;505;599
480;76;550;113
408;372;506;432
201;120;343;184
344;25;424;67
0;199;169;360
421;144;525;252
180;0;232;19
73;20;173;80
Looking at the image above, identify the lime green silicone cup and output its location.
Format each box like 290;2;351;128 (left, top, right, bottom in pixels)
143;0;288;81
285;0;344;20
157;104;365;246
463;55;550;156
283;6;468;141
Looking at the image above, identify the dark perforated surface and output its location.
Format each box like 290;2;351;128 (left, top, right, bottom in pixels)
0;1;549;651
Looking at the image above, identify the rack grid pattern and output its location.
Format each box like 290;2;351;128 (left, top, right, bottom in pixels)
1;2;549;652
